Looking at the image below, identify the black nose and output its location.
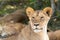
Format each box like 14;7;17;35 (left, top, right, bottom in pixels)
34;24;39;26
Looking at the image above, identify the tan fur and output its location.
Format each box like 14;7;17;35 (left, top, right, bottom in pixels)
0;10;28;40
0;7;53;40
0;23;26;36
48;31;56;40
54;30;60;40
48;30;60;40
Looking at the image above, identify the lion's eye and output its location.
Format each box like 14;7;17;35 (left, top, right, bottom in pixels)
32;17;34;18
41;17;44;19
41;17;44;20
32;17;35;21
41;17;43;18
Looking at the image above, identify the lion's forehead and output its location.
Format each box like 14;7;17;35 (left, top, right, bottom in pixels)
32;10;46;17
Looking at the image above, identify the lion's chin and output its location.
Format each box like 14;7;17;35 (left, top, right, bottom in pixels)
33;29;42;33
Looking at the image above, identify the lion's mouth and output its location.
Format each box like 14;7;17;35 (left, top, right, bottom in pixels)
33;29;42;32
33;27;43;30
33;28;40;30
33;28;43;32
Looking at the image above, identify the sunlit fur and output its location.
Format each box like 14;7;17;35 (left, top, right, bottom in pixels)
17;7;53;40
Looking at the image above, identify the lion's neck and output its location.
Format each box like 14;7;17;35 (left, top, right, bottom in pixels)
30;24;49;40
20;22;49;40
29;22;49;40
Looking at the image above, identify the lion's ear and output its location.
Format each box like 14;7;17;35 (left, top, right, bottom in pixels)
26;7;34;17
43;7;53;17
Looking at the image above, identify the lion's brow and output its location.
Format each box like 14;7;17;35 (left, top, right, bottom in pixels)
35;10;42;16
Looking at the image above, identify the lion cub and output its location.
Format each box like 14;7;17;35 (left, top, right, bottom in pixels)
18;7;53;40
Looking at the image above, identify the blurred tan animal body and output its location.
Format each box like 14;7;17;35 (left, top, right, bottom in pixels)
48;30;60;40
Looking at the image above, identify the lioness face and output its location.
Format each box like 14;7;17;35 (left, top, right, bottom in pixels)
29;11;50;32
26;7;53;32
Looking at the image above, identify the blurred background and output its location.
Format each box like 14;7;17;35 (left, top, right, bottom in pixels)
0;0;60;31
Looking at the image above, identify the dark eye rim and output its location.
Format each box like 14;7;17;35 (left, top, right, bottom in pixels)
32;17;35;18
41;17;44;18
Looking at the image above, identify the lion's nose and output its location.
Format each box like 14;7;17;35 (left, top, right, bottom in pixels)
34;23;39;26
